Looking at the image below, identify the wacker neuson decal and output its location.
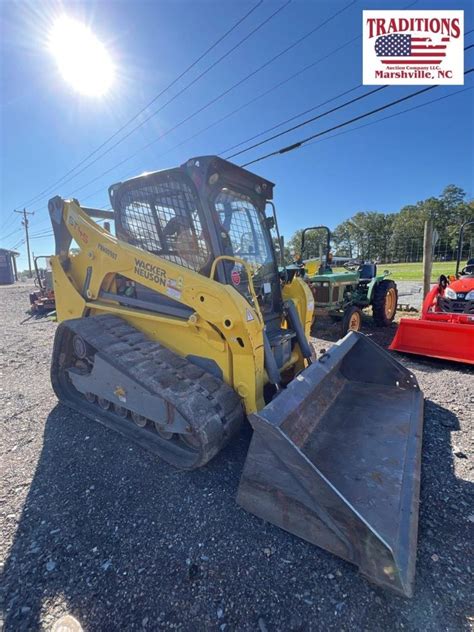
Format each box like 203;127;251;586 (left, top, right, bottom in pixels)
134;258;167;286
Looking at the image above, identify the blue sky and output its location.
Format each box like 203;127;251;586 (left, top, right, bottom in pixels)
1;0;473;271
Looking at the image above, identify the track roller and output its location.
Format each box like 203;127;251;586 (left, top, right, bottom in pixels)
51;315;243;469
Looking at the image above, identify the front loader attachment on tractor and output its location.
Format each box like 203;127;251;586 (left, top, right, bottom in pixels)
238;332;424;597
390;318;474;364
390;285;474;365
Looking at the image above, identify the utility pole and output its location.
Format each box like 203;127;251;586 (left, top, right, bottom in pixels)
14;208;34;277
422;219;433;298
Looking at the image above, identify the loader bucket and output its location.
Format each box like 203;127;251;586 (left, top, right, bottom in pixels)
238;332;424;597
390;317;474;364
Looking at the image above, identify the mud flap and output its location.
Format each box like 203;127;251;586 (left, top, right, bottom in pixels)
390;318;474;365
237;332;424;597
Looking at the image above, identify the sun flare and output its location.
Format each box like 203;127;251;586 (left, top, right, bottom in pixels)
48;16;114;97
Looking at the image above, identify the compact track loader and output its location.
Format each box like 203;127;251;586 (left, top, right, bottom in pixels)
48;156;423;596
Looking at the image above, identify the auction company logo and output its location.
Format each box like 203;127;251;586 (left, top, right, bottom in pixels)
362;10;464;85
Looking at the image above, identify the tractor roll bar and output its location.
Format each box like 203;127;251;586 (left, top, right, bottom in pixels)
301;226;331;261
455;220;474;276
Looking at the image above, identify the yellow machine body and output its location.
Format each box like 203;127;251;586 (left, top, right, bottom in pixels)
51;199;313;414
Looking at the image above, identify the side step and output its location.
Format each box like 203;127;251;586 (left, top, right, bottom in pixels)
237;332;424;597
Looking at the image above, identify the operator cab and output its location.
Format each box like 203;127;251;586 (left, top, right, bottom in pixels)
183;158;283;325
109;156;297;371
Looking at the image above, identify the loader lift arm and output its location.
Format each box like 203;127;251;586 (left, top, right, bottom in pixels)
48;196;313;415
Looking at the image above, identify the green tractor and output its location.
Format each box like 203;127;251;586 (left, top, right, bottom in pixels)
298;226;398;335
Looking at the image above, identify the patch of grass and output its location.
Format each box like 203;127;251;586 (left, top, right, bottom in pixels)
381;261;458;282
333;261;460;282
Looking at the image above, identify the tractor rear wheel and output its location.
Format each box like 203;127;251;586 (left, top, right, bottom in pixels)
372;280;398;326
342;306;362;335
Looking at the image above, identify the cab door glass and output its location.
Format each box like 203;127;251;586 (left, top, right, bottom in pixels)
214;188;280;316
118;175;211;274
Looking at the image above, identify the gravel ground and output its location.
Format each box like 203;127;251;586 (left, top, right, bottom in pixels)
1;283;473;631
395;281;423;311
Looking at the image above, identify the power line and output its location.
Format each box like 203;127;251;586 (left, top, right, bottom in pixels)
29;230;55;238
29;227;55;235
12;3;471;219
9;238;25;252
150;48;362;163
53;0;293;189
1;226;23;242
30;232;53;240
32;2;445;216
36;3;446;216
224;85;388;160
32;0;356;210
48;2;263;175
241;67;474;167
19;0;288;209
97;34;474;200
232;42;474;161
31;3;470;218
0;211;21;234
25;90;473;245
25;1;424;219
303;85;473;149
14;1;265;210
37;34;361;215
219;84;363;157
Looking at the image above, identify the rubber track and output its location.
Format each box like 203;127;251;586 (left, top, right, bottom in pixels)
51;314;243;468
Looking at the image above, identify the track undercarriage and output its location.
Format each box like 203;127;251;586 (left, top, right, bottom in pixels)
51;314;243;469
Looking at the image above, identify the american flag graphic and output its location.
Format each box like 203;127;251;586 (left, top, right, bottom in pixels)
375;33;449;65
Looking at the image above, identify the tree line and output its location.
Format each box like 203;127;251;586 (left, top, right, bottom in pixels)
285;185;474;264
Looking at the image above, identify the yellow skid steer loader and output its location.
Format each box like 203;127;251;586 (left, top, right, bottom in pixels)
48;156;423;596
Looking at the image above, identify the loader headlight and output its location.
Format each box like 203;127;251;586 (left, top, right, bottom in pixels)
465;290;474;301
445;287;457;300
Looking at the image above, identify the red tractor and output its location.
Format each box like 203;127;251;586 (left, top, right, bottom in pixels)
390;221;474;364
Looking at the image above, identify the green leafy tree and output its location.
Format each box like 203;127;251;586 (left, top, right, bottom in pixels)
332;212;394;261
284;185;473;266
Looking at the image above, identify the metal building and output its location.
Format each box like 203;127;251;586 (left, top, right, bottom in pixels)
0;249;19;284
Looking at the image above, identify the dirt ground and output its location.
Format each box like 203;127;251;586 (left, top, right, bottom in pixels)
1;283;473;631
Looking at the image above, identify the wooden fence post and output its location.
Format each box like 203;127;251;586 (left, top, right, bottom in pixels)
423;218;433;298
